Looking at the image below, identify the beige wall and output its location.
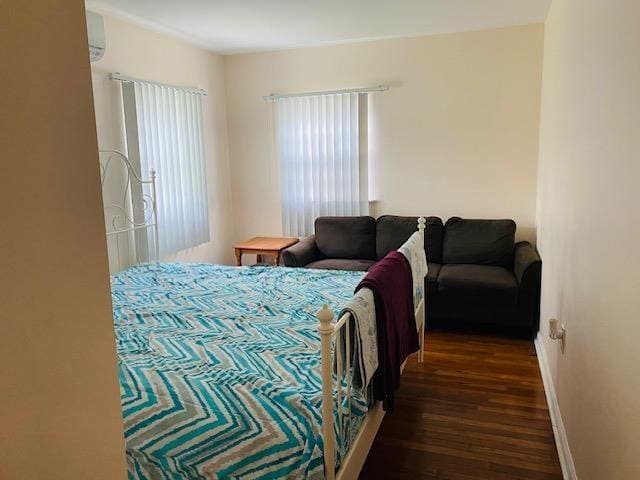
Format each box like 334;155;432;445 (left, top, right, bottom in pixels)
537;0;640;478
0;1;125;479
91;15;235;264
224;24;544;243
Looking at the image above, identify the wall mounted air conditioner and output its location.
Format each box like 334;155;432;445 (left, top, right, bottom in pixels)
87;11;105;62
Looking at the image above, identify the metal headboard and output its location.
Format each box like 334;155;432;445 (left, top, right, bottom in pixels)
99;150;159;272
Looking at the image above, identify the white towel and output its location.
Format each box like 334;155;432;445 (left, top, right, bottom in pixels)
337;288;378;403
398;231;428;307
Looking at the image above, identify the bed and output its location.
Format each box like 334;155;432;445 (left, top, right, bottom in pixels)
101;151;426;480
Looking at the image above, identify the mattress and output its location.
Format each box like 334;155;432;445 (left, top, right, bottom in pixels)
111;263;367;480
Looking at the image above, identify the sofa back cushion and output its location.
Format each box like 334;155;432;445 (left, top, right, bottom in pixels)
442;217;516;267
376;215;444;262
315;216;377;260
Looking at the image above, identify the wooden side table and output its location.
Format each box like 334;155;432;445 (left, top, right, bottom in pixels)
233;237;299;266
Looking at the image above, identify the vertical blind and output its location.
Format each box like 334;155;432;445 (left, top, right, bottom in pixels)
123;82;210;257
275;93;368;237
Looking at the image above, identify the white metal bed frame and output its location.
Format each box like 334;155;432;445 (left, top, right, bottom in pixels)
99;150;159;271
101;154;425;478
317;217;426;480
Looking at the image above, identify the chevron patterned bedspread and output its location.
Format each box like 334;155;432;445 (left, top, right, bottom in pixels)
111;263;368;480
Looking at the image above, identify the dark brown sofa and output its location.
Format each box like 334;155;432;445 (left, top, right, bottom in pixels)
282;215;542;336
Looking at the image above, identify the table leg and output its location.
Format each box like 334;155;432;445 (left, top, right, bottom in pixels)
256;254;262;264
274;252;280;266
234;249;242;266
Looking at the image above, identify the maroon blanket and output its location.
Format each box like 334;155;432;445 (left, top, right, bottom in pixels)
356;251;419;412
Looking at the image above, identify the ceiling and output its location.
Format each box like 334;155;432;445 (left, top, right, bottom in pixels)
86;0;551;55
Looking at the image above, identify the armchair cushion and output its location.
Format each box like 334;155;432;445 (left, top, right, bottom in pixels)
442;218;516;268
305;258;375;271
426;262;442;297
315;216;377;260
437;264;518;306
376;215;444;263
282;235;320;267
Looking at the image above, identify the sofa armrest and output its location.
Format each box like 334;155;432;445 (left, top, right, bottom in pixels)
514;242;542;335
513;241;542;286
282;236;321;267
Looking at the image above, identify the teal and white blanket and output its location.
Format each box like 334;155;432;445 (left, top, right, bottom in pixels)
111;263;367;480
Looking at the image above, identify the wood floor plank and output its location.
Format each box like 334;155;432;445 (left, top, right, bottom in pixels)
359;330;563;479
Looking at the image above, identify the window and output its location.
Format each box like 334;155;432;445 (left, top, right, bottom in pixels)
122;79;209;257
274;92;368;237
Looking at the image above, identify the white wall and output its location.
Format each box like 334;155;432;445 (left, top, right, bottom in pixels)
0;1;125;478
224;24;544;244
537;0;640;478
91;14;235;264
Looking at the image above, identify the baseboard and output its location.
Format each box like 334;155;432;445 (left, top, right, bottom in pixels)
534;335;578;480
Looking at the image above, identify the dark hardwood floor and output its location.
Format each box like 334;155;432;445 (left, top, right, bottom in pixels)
359;330;563;480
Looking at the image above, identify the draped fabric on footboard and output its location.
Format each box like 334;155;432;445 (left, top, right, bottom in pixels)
111;263;368;480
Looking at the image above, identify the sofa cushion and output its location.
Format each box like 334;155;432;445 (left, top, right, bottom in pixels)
315;216;377;260
437;264;518;305
305;258;375;272
426;262;442;297
442;217;516;267
376;215;444;263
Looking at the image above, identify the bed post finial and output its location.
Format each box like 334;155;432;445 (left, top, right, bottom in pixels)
318;304;334;329
418;216;426;234
317;304;336;480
